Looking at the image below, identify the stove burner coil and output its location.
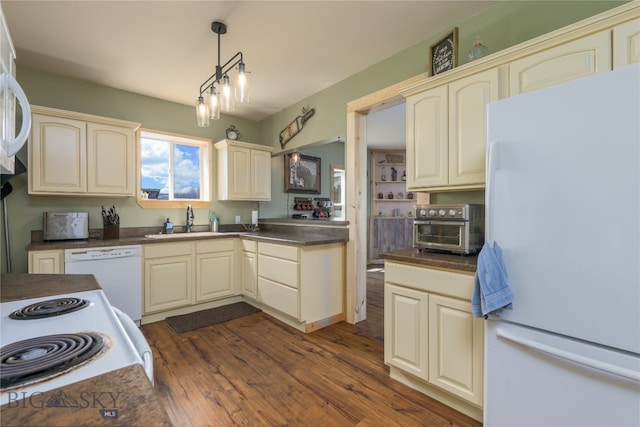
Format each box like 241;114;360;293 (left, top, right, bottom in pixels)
0;333;105;389
9;297;90;320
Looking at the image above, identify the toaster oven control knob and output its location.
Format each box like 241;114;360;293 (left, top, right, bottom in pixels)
419;209;427;217
449;209;457;217
438;209;446;217
428;209;436;216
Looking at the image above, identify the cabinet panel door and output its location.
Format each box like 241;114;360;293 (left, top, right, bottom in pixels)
241;250;257;299
228;146;251;199
144;256;192;313
384;283;428;379
614;18;640;68
428;294;483;406
251;149;271;200
28;251;63;274
196;251;235;302
510;31;611;95
87;123;134;195
406;86;448;189
30;115;86;194
448;67;499;186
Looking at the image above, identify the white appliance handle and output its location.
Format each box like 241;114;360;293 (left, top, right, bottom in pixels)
2;73;31;157
485;140;499;244
496;327;640;382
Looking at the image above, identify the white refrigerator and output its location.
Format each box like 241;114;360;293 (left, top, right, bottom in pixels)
483;64;640;426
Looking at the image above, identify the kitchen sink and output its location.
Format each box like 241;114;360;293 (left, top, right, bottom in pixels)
144;231;228;239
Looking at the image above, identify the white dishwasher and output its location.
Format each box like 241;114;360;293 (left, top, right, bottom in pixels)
64;245;142;324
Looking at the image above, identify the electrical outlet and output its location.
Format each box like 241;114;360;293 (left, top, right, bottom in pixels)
235;215;241;224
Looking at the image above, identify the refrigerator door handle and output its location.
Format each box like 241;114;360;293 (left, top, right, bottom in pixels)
496;327;640;382
486;140;499;243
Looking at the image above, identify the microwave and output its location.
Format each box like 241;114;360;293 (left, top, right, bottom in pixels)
413;204;485;255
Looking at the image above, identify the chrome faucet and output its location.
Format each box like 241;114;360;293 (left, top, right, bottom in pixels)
186;205;194;232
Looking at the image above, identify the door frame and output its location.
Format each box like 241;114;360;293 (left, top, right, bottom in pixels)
344;72;427;323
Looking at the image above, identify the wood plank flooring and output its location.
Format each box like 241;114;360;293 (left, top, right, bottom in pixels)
140;266;481;427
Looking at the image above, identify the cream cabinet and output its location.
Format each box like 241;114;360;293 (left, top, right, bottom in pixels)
428;294;483;406
143;242;193;314
144;239;239;314
405;67;500;190
384;283;429;378
257;241;344;332
214;139;273;201
28;250;64;274
28;106;140;196
384;261;483;421
240;239;258;299
195;239;237;303
509;31;611;96
613;18;640;68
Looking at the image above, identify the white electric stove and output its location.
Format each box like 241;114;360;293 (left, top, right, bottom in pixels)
0;289;148;406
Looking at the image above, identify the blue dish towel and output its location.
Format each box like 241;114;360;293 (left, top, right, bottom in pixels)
472;241;514;318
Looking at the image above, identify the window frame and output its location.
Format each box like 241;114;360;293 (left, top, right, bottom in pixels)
136;128;212;209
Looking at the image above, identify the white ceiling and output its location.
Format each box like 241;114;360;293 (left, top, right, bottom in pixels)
2;1;498;123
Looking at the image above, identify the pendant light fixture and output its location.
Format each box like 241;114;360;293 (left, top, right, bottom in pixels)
196;21;249;127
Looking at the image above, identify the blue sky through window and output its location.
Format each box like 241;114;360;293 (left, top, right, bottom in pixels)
141;138;201;200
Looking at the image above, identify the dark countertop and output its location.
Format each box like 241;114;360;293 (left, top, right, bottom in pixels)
0;364;172;426
26;223;348;251
0;273;101;302
380;248;478;274
0;274;172;426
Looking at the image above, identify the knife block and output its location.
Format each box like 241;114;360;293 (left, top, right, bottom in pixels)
103;223;120;240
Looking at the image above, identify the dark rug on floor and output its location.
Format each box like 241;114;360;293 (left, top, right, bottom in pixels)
166;302;261;333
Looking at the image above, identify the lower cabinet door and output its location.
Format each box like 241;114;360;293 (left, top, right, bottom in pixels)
144;256;192;313
28;250;63;274
195;250;235;302
384;283;429;379
428;294;483;406
241;250;257;299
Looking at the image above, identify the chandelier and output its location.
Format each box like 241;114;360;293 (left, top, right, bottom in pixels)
196;21;249;127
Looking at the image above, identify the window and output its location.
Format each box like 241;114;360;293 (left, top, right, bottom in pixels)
330;164;345;220
137;129;212;208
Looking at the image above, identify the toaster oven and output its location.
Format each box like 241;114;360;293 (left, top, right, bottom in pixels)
413;204;485;254
43;212;89;241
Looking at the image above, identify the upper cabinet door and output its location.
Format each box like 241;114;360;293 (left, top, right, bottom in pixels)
29;114;87;194
613;18;640;68
510;30;612;96
448;67;500;186
406;85;448;189
87;123;135;196
228;145;252;199
251;149;271;201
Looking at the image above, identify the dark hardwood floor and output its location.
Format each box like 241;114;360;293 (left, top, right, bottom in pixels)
141;265;481;426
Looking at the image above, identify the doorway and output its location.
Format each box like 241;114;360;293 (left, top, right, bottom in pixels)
344;73;425;325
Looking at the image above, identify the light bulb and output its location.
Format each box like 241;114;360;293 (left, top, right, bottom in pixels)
221;74;235;112
196;96;210;127
235;62;249;103
209;86;220;120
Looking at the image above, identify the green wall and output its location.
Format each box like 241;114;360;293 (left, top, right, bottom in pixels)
1;0;626;273
261;1;625;151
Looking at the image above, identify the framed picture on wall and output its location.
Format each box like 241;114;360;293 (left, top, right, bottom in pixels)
430;27;458;76
284;154;321;194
